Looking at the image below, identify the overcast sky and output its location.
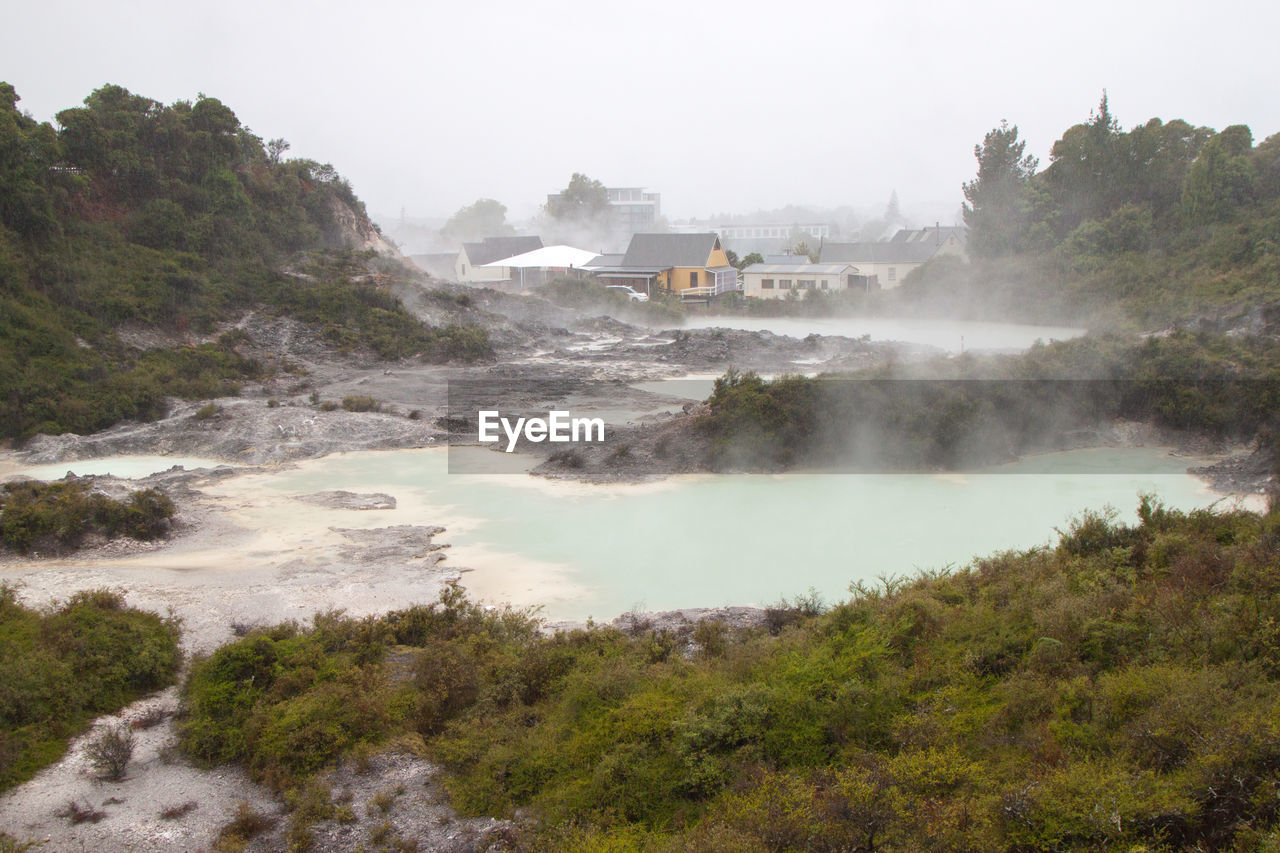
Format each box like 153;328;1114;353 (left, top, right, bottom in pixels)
8;0;1280;228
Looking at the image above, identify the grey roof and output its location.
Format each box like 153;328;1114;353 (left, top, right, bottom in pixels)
621;233;721;268
763;254;812;265
888;226;968;245
461;235;543;266
819;241;939;264
744;263;858;275
583;253;625;269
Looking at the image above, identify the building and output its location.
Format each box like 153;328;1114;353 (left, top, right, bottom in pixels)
606;187;661;236
592;233;738;299
478;245;599;288
455;236;544;284
675;222;831;257
818;227;966;289
741;263;866;299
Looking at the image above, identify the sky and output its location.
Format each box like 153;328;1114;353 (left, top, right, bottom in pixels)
7;0;1280;229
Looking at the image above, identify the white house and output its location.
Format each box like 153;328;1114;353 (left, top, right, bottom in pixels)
455;236;544;284
742;263;865;299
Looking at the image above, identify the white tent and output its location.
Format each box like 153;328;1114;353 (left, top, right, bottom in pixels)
479;244;599;269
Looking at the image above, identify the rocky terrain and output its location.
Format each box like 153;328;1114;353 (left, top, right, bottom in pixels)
1;273;1271;851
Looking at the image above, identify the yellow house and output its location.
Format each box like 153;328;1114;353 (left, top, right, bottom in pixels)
593;233;739;298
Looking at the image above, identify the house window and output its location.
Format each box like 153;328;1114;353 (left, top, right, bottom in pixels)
780;279;792;289
689;271;699;287
761;278;775;289
888;267;897;281
820;280;828;289
798;279;814;289
461;264;467;275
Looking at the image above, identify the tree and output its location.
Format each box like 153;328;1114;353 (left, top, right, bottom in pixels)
739;252;764;269
1042;92;1124;230
440;198;513;242
1181;126;1256;226
884;190;902;224
266;137;290;165
962;120;1039;257
544;173;609;222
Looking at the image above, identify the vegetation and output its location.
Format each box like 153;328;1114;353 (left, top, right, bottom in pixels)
696;331;1280;471
176;500;1280;850
0;480;175;553
921;94;1280;326
85;723;135;780
536;276;685;324
712;95;1279;329
0;81;488;440
0;586;181;792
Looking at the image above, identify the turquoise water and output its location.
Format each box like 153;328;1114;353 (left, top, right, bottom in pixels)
251;446;1239;621
16;455;235;480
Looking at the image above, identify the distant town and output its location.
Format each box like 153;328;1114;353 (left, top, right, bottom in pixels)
394;181;968;302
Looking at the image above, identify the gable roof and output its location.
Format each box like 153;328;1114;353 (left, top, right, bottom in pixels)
744;263;859;276
622;233;722;268
461;235;544;266
889;226;969;245
481;245;598;269
819;240;939;264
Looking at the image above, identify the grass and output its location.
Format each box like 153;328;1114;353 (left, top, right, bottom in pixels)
174;496;1280;849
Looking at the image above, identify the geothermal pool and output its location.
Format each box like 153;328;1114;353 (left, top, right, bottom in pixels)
210;445;1243;622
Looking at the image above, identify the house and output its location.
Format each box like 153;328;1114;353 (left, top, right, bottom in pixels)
478;245;599;288
742;263;866;299
455;236;544;284
818;227;966;289
593;233;738;299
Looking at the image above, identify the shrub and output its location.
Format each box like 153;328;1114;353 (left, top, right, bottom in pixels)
340;395;379;413
85;724;135;780
193;402;221;420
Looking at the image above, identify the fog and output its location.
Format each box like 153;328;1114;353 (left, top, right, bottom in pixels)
8;0;1280;231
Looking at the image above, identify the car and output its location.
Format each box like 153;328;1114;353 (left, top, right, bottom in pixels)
606;285;649;302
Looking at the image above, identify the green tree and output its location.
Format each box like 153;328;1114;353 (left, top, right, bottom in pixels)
1042;92;1124;230
545;172;609;222
1181;125;1257;226
0;82;62;239
739;252;764;269
440;198;513;242
961;120;1039;257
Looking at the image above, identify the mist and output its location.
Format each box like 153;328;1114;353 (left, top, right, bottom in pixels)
7;0;1280;231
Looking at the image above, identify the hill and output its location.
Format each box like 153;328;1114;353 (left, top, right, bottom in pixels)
0;82;488;440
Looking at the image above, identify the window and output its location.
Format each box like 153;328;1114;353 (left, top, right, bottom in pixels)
761;278;775;289
689;271;699;288
780;279;792;289
888;267;897;281
820;280;829;289
461;263;467;275
798;279;814;289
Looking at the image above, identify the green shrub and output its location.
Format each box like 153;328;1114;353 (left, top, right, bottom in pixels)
340;395;379;413
0;585;180;792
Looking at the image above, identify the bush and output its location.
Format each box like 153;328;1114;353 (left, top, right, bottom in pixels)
0;585;180;792
86;724;135;780
0;481;175;553
340;395;379;413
